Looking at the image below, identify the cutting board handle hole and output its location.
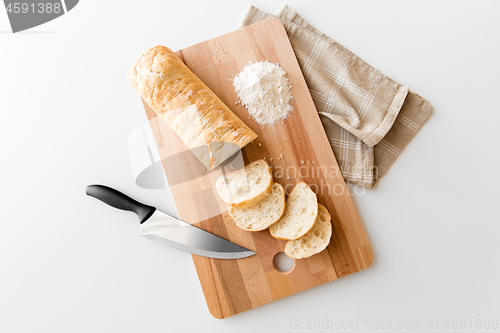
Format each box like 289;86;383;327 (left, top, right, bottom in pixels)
273;252;295;273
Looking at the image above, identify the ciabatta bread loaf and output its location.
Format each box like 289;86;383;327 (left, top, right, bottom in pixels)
285;204;332;259
127;46;257;169
216;159;273;209
228;182;285;231
269;182;318;240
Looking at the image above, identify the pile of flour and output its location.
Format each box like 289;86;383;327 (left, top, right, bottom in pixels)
232;61;292;125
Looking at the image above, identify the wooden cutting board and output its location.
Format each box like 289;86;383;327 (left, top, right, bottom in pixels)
141;18;373;318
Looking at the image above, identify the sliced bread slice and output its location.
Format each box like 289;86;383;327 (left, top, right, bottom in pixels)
228;182;285;231
285;204;332;259
269;182;318;240
216;159;273;209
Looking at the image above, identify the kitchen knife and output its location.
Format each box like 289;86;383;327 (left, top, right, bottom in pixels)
86;184;255;259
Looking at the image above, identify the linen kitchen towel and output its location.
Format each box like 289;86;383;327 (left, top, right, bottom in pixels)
239;5;433;188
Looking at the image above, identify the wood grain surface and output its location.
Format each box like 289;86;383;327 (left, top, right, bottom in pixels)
141;18;373;319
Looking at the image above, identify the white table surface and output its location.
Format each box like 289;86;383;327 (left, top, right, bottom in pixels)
1;1;499;332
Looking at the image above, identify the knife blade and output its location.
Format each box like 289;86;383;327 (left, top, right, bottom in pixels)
86;184;255;259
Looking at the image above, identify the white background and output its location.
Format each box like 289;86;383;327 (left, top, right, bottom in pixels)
1;1;499;332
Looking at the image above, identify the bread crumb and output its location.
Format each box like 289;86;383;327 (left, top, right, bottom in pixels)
301;160;304;165
258;143;262;147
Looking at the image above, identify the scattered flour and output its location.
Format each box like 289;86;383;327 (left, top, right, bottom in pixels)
232;61;292;125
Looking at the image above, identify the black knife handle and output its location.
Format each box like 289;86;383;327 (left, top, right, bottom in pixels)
86;184;156;224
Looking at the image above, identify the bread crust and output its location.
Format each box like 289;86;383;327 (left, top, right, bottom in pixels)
127;46;257;169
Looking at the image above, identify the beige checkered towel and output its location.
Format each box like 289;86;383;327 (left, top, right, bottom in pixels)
239;5;433;188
